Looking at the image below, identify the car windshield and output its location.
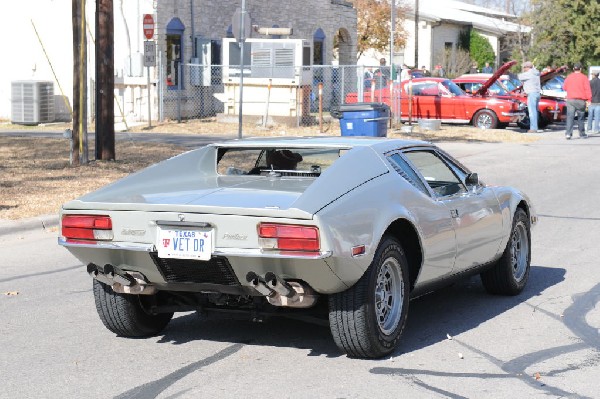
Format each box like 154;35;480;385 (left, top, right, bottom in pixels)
216;147;342;176
502;77;520;91
441;80;466;96
487;82;509;95
543;76;565;90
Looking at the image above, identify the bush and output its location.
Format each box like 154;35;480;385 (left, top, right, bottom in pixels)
470;30;496;70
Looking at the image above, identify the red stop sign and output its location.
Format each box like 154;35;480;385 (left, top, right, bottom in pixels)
143;14;154;40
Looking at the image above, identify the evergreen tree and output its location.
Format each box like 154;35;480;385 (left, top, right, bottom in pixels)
529;0;600;68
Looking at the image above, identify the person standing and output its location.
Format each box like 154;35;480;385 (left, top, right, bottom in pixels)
563;63;592;139
374;58;389;88
518;61;542;133
400;64;411;81
587;72;600;134
364;67;374;89
469;62;478;73
482;62;493;73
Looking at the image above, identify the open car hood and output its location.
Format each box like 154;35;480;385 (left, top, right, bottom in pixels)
475;60;517;96
510;65;567;94
541;66;567;84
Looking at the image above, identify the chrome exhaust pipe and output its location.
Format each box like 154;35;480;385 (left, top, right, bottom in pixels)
246;272;276;297
264;272;297;299
264;272;318;308
86;263;156;295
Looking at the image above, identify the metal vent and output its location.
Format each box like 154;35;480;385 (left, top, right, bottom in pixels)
150;253;240;286
252;49;272;67
274;48;294;66
11;81;55;125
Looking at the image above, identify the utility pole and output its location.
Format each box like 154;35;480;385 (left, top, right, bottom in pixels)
96;0;115;160
71;0;87;166
414;0;419;67
390;0;395;72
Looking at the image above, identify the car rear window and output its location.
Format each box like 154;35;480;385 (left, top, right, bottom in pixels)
216;147;342;176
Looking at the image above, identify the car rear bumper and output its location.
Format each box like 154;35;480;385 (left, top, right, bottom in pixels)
59;239;347;294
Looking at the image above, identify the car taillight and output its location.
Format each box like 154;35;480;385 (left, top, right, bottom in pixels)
61;215;113;242
258;223;320;252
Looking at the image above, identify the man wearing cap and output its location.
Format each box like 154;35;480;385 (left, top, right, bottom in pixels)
518;61;542;132
563;63;592;139
587;72;600;134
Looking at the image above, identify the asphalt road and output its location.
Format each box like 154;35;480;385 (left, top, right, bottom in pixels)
1;130;599;398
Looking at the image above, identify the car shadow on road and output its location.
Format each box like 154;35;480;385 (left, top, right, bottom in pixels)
150;265;564;358
396;265;565;355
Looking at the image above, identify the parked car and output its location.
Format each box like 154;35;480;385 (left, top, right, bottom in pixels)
454;64;567;129
59;136;536;358
346;76;526;129
541;73;566;98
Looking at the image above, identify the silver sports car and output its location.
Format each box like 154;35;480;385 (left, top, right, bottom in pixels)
59;136;536;358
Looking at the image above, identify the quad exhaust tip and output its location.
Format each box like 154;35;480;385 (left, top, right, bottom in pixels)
87;263;156;295
247;271;317;308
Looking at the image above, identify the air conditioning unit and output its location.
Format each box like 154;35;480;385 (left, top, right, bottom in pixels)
11;80;55;125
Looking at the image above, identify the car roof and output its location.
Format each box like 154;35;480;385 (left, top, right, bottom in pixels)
455;73;493;80
408;77;446;83
209;136;431;153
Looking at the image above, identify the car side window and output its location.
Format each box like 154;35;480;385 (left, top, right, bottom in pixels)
403;151;467;197
406;82;439;96
388;153;430;196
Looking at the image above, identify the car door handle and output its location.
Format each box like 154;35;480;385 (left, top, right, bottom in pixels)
450;209;459;218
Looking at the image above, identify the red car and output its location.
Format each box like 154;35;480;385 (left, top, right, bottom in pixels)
453;63;567;129
345;76;526;129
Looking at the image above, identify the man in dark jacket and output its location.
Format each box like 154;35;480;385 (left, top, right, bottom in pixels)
587;72;600;134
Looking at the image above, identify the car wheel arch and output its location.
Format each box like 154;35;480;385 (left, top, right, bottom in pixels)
382;218;422;291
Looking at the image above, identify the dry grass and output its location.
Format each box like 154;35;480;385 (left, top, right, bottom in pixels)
0;118;541;220
0;136;184;220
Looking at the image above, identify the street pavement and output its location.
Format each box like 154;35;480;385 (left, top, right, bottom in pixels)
1;126;599;398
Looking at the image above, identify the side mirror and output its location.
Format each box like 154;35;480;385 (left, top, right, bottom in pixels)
465;172;479;187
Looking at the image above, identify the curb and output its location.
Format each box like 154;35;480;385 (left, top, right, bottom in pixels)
0;214;59;237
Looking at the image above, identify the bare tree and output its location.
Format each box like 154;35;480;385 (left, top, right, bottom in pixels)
352;0;410;58
433;48;473;78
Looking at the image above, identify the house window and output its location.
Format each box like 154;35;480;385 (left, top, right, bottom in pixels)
166;18;185;89
444;42;453;50
313;28;325;65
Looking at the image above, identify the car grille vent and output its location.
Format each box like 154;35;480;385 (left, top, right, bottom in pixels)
259;171;320;177
149;252;240;286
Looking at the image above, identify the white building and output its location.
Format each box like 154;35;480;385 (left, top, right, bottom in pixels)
397;0;530;70
0;0;356;125
0;0;155;123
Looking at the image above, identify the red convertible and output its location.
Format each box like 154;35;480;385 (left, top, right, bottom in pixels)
453;63;567;129
345;76;525;129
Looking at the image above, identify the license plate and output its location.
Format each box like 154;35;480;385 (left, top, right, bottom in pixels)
157;227;213;260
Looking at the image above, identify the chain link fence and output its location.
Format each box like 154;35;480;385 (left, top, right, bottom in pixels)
156;63;400;127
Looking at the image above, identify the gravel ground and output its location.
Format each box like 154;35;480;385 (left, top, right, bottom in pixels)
0;118;543;220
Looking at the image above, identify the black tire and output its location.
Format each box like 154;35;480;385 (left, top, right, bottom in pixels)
517;111;548;130
328;236;410;358
93;279;173;337
481;208;531;295
473;109;499;129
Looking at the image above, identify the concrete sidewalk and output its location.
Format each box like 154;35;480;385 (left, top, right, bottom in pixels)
0;214;59;237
